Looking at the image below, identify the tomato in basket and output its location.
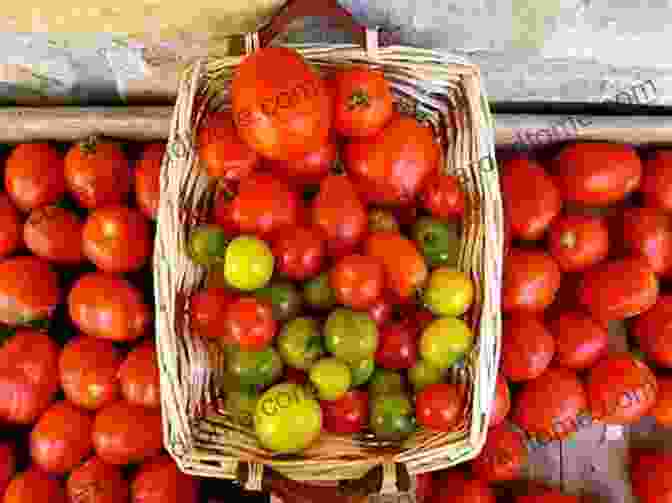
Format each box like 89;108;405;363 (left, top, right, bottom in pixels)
642;150;672;211
421;174;465;221
264;137;338;187
272;225;326;281
329;254;385;310
223;297;277;350
375;321;417;370
321;389;369;434
118;339;161;409
415;383;463;432
24;205;85;264
135;141;165;220
3;467;66;503
189;287;238;339
66;456;129;503
131;454;200;503
547;214;609;272
0;195;22;258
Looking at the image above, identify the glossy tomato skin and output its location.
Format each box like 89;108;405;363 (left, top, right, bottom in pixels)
264;139;337;187
211;190;241;236
642;150;672;211
82;205;152;273
5;143;66;212
502;249;561;313
0;329;60;395
502;158;562;241
501;314;555;382
431;469;496;503
24;205;85;264
66;456;129;503
651;376;672;427
272;225;325;280
620;207;672;275
58;334;122;410
0;195;22;258
630;449;672;503
135;142;165;220
92;401;162;466
64;140;132;209
547;215;609;272
329;254;385;310
232;47;332;161
131;454;200;503
415;472;433;503
189;287;237;339
553;142;642;205
365;231;428;300
332;68;394;138
0;256;60;325
587;353;657;425
578;258;658;323
421;174;465;221
198;110;259;181
633;296;672;368
68;273;150;342
321;390;369;434
223;297;277;350
0;442;15;496
470;424;528;482
375;321;417;370
30;401;93;474
231;172;299;239
344;115;440;206
118;340;160;409
3;467;66;503
548;311;609;371
0;369;54;425
367;292;395;326
415;383;463;432
512;366;588;442
490;373;511;427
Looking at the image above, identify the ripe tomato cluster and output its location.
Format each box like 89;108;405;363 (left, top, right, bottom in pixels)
0;140;199;502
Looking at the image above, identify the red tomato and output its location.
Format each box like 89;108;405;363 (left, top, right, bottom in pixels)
431;469;496;503
367;292;395;326
0;442;15;496
329;254;385;310
344;115;440;206
0;256;60;325
30;401;93;474
619;207;672;275
630;449;672;503
311;174;368;258
92;401;162;466
548;311;609;371
415;472;433;503
223;297;276;350
118;340;160;409
365;231;428;300
501;314;555;382
490;373;511;427
470;424;527;482
272;226;325;280
553;142;642;206
135;142;165;220
64;139;132;209
3;467;66;503
415;383;463;432
642;150;672;210
501;158;562;241
59;334;122;410
578;258;658;323
633;295;672;368
586;353;657;425
189;287;237;339
375;321;417;370
0;195;22;258
82;205;152;273
502;248;561;313
231;172;299;239
421;174;465;221
24;205;85;264
211;190;241;236
197;110;259;181
5;143;66;212
651;376;672;427
66;456;129;503
0;329;60;395
515;486;582;503
264;139;337;187
321;390;369;434
68;273;151;342
547;215;609;272
131;454;200;503
331;68;394;138
0;369;53;425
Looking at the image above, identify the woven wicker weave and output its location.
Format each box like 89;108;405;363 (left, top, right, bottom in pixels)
154;15;503;497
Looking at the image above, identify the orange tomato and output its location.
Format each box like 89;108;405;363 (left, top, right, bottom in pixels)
329;254;385;310
131;454;200;503
67;456;129;503
502;248;561;313
118;340;161;409
23;205;84;264
0;195;22;258
135;142;165;220
3;467;66;503
0;329;60;395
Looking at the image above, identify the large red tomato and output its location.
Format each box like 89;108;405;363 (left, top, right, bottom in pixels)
501;314;555;382
3;467;66;503
0;370;53;425
633;295;672;368
415;383;463;432
630;449;672;503
0;329;60;395
0;442;15;496
0;256;60;325
0;195;22;258
502;248;561;313
553;142;642;205
470;424;528;483
232;47;332;160
430;469;496;503
578;257;658;323
642;150;672;211
618;207;672;275
264;138;337;187
501;157;562;241
344;115;440;206
135;142;164;220
24;205;85;264
131;454;200;503
548;311;609;371
66;456;129;503
118;340;161;409
547;215;609;272
321;390;369;434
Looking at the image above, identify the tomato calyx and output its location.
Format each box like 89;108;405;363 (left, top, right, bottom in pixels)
559;231;577;250
78;135;101;155
347;89;372;110
330;159;346;176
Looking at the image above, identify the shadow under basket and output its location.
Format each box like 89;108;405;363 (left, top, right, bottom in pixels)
153;29;504;500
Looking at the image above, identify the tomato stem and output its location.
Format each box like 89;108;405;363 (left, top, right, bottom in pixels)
559;231;577;249
347;89;371;110
79;135;99;154
331;159;346;176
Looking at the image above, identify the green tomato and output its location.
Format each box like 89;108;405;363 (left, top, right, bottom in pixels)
324;308;378;363
309;357;352;401
254;281;303;322
224;235;274;291
225;389;259;429
277;317;324;370
412;217;460;268
368;369;405;397
227;346;283;389
303;272;336;310
408;359;444;392
188;224;229;266
424;267;474;317
350;358;376;388
420;317;473;371
255;383;322;453
369;393;416;441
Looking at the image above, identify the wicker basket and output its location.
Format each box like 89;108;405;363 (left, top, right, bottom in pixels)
154;0;503;497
